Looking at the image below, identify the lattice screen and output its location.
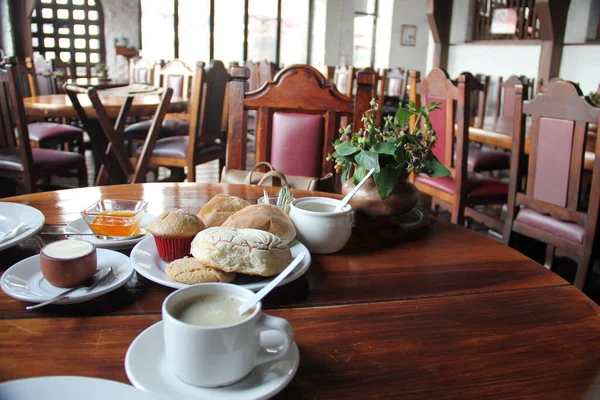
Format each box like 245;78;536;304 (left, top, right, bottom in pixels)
473;0;540;41
30;0;106;78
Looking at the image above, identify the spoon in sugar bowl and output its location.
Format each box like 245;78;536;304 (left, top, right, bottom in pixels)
238;253;305;315
334;168;375;212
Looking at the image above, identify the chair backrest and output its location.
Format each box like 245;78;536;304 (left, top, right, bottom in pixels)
155;59;194;99
26;56;60;96
334;65;356;98
508;80;600;231
459;71;489;127
257;60;277;88
187;60;229;155
245;60;260;92
496;75;530;118
0;62;35;190
129;57;155;85
385;67;408;100
410;68;471;185
313;64;335;82
227;64;376;178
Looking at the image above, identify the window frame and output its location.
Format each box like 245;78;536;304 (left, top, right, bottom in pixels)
353;0;378;67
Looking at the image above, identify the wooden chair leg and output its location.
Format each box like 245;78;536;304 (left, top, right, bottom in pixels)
544;245;555;270
574;252;592;290
186;161;196;183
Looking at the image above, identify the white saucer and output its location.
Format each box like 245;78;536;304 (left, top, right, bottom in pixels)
0;248;134;305
64;213;155;249
130;236;311;291
0;203;45;251
125;321;299;400
0;376;162;400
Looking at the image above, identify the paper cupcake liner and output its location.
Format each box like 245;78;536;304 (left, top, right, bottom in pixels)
153;236;193;262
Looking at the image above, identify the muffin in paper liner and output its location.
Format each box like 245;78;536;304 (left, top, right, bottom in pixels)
153;235;194;262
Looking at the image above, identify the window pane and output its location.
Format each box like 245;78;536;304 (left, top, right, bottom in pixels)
57;9;69;19
354;0;376;14
247;0;277;62
73;9;85;20
89;25;99;35
280;0;309;65
59;38;70;48
178;0;210;65
141;0;175;61
214;0;244;63
353;15;374;67
74;24;86;35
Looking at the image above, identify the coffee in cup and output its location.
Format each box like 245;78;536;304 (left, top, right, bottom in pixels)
162;282;294;387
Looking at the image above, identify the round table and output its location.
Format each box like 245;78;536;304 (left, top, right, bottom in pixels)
1;183;599;399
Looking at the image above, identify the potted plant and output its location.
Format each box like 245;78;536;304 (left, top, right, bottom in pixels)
328;99;450;216
93;63;108;79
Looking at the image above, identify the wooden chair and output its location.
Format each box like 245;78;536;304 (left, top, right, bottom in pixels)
141;60;229;183
226;64;376;188
0;63;87;193
377;67;409;125
333;65;356;98
495;75;531;119
410;69;508;230
11;57;85;155
65;85;173;185
128;57;156;85
257;60;277;88
459;72;489;129
245;60;260;92
314;64;335;82
503;80;600;289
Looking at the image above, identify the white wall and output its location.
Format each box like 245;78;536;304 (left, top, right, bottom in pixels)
310;0;327;65
323;0;354;66
374;0;393;68
560;45;600;93
388;0;429;73
102;0;140;81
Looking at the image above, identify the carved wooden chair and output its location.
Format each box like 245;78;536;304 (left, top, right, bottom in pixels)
245;60;260;92
257;60;277;88
0;63;86;193
128;57;156;85
141;61;228;182
503;80;600;289
410;69;508;230
314;64;335;82
377;67;409;126
226;64;376;190
11;57;85;155
65;85;173;185
124;59;194;147
495;76;532;118
333;65;356;98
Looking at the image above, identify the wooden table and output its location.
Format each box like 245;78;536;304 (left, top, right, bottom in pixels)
66;77;130;90
469;116;596;171
1;183;600;399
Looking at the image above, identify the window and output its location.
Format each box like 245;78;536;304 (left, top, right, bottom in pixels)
140;0;311;66
30;0;106;78
473;0;540;40
353;0;377;67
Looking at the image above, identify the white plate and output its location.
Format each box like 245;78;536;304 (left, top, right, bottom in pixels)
0;376;163;400
64;213;155;249
0;248;134;305
0;203;45;251
125;321;299;400
130;236;311;292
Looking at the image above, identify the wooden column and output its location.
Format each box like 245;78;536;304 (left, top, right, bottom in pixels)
6;0;34;60
536;0;571;92
426;0;453;70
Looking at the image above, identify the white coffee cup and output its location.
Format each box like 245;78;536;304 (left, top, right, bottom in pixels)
289;197;353;254
162;282;294;387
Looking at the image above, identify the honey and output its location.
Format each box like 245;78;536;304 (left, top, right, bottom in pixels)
89;211;142;237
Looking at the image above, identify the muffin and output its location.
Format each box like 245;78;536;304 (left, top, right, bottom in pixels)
147;209;205;262
166;257;236;284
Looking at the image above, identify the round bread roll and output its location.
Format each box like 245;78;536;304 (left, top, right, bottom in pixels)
146;208;204;238
191;227;293;277
198;194;251;227
222;204;296;244
166;257;236;284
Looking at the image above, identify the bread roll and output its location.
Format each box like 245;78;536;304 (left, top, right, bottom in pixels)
166;257;236;284
222;204;296;244
191;227;293;277
198;194;251;227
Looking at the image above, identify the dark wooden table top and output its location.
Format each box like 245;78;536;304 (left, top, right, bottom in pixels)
1;183;599;399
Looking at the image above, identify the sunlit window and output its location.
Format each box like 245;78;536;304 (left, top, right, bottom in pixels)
247;0;277;62
353;0;377;67
280;0;309;66
178;0;210;66
214;0;245;63
30;0;105;78
140;0;175;61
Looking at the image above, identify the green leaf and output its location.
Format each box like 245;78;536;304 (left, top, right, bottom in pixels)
372;142;396;156
335;141;360;156
423;154;451;177
374;168;401;199
340;161;350;183
408;100;416;109
395;107;412;124
394;148;407;166
355;150;380;173
353;165;367;184
332;152;355;164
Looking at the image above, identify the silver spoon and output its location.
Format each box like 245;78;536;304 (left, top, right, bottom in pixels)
26;267;113;310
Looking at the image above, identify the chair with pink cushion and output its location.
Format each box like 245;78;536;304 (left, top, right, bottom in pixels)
410;68;508;230
503;80;600;289
0;62;86;194
226;65;376;191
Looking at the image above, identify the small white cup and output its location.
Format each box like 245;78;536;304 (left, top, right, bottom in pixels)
289;197;353;254
162;283;294;387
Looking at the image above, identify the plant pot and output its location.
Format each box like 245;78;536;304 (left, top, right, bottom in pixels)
341;175;418;217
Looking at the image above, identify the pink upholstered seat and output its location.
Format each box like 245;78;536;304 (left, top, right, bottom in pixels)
416;175;508;199
0;148;85;172
515;208;585;244
28;122;83;141
467;145;510;172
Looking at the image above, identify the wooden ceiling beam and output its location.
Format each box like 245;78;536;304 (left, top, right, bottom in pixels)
426;0;453;71
536;0;571;92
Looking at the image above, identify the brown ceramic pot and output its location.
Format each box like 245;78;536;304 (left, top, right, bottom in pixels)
341;174;418;217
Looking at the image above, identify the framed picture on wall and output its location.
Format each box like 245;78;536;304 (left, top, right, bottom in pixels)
401;25;417;46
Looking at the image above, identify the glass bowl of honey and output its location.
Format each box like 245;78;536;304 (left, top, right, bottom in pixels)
81;199;148;237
